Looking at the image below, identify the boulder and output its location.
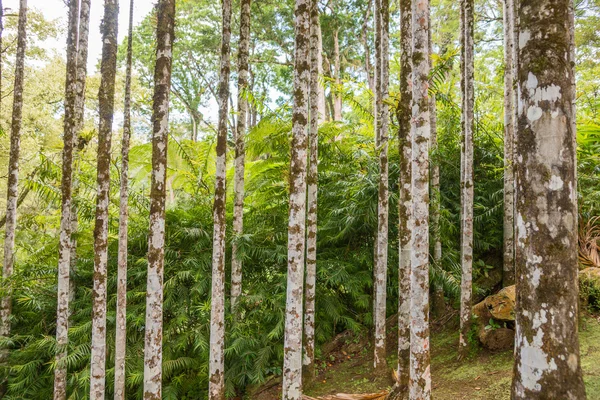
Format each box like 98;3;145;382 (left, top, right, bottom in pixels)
472;285;516;351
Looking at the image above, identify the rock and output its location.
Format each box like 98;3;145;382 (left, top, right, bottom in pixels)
473;285;515;322
478;327;515;351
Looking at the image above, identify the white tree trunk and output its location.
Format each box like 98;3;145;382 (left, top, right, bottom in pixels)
502;0;515;288
458;0;474;359
316;16;326;124
373;0;390;373
231;0;252;311
409;0;431;398
511;0;585;397
397;0;411;389
142;1;175;398
1;0;27;372
209;0;232;397
282;0;310;398
332;27;342;121
89;1;119;397
114;1;134;398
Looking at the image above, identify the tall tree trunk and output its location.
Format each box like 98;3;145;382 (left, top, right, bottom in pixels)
458;0;474;360
0;0;3;116
429;3;445;318
142;1;175;398
373;0;390;374
231;0;251;311
332;27;342;121
511;0;586;397
302;0;320;386
209;0;232;397
53;1;81;397
361;0;374;94
502;0;515;288
89;1;119;398
282;0;310;397
316;20;326;124
397;0;411;390
114;1;134;398
410;0;431;398
0;0;27;378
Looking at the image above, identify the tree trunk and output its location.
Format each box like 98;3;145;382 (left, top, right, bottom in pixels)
0;0;4;116
458;0;474;360
511;0;586;397
502;0;515;288
114;1;134;398
429;2;445;319
282;0;310;398
373;0;390;374
89;1;119;398
142;1;175;398
53;0;82;397
332;27;342;121
410;0;431;398
397;0;411;391
302;0;320;386
231;0;251;311
209;0;232;397
361;0;374;94
0;0;27;377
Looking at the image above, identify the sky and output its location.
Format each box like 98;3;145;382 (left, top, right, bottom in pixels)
4;0;156;73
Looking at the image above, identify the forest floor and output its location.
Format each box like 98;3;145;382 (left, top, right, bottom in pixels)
249;312;600;399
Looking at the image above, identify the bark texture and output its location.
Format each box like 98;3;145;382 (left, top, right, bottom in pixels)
373;0;390;373
114;1;134;398
142;0;175;398
332;27;342;121
53;0;80;396
397;0;411;390
209;0;232;397
410;0;431;398
1;0;27;368
282;0;310;398
458;0;474;359
302;0;320;386
503;0;516;287
89;1;119;398
511;0;586;398
0;0;3;115
231;0;252;311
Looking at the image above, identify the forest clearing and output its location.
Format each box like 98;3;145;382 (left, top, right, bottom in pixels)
0;0;599;399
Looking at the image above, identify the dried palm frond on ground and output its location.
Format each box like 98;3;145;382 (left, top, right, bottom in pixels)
302;391;389;400
580;216;600;268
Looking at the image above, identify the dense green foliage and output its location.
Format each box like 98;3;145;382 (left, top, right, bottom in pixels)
0;0;599;398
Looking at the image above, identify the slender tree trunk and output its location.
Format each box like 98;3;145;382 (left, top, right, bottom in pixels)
511;0;586;397
361;0;374;94
142;1;175;398
0;0;27;375
502;0;515;288
316;9;326;124
0;0;3;116
397;0;411;391
373;0;390;374
89;1;119;398
209;0;232;397
429;2;445;319
302;0;320;386
458;0;474;360
231;0;251;311
282;0;310;397
332;27;342;121
114;1;134;398
53;0;80;397
410;0;431;398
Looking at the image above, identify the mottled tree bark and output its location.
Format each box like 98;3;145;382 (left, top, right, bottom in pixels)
373;0;390;374
231;0;251;311
458;0;474;360
282;0;310;398
53;1;81;397
89;1;119;398
503;0;515;288
0;0;27;374
0;0;3;116
332;27;342;121
114;1;134;398
410;0;431;398
142;1;174;398
397;0;411;391
361;0;374;94
209;0;232;397
302;0;320;386
316;21;326;123
511;0;586;398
